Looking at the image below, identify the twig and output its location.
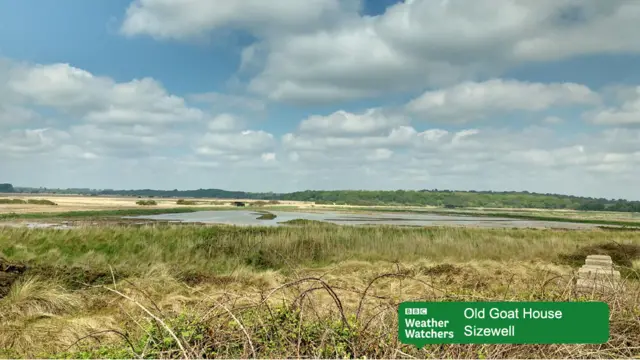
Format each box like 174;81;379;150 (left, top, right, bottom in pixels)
100;285;190;360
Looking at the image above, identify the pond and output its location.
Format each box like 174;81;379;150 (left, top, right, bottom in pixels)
123;210;599;229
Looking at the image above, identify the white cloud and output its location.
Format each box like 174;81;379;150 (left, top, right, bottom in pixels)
0;128;70;157
0;105;40;127
241;0;640;103
208;113;243;131
261;152;276;162
406;79;599;122
586;86;640;126
120;0;356;40
196;130;276;157
8;63;203;125
69;124;183;158
366;148;393;161
188;92;266;113
299;108;408;136
543;116;564;124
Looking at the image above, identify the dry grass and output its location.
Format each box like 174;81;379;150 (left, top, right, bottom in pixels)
0;194;310;214
1;225;640;277
1;224;639;358
0;261;637;358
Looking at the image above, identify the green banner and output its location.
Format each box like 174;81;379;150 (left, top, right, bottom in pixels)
398;301;609;346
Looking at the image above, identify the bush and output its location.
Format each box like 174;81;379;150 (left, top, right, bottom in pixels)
176;199;197;205
0;199;27;205
256;212;277;220
27;199;57;206
136;200;157;206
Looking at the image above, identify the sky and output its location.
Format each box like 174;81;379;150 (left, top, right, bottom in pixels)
1;0;640;200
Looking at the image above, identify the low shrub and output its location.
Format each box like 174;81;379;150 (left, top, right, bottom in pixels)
256;212;277;220
136;200;157;206
0;199;27;205
27;199;58;206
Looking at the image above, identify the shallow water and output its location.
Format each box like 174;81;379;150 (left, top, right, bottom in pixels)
123;210;599;229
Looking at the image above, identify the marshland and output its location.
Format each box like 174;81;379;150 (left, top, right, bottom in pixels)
1;203;640;358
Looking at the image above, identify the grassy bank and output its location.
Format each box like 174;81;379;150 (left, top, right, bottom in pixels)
2;224;640;279
0;207;229;220
352;207;640;228
1;224;639;358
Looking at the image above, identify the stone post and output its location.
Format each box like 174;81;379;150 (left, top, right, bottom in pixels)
576;255;621;293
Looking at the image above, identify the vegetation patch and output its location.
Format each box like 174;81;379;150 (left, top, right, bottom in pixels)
0;224;639;358
27;199;58;205
279;219;331;226
255;211;277;220
136;200;157;206
0;207;206;221
0;199;27;205
420;263;462;276
557;242;640;279
176;199;198;205
0;256;27;298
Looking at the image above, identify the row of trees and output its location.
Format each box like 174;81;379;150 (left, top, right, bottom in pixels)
3;183;640;212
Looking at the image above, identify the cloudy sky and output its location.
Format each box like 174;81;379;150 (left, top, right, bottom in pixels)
1;0;640;199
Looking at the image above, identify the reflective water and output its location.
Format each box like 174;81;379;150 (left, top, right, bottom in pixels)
123;210;599;229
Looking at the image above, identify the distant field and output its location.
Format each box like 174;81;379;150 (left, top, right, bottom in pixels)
0;194;312;214
2;194;639;224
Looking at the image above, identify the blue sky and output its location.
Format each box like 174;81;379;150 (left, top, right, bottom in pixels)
1;0;640;199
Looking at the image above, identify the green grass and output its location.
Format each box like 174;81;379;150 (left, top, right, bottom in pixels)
1;224;639;358
0;207;205;220
255;211;277;220
350;207;640;227
0;198;57;205
0;199;27;204
27;199;58;205
2;224;640;276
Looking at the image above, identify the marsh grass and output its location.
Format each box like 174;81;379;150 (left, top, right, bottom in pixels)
0;199;57;205
1;224;640;358
353;207;640;227
2;225;640;276
2;261;638;359
27;199;58;206
0;199;27;204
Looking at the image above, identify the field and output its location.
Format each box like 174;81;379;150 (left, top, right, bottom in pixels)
0;194;312;214
0;197;640;358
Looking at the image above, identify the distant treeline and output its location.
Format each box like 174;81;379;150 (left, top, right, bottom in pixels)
3;183;640;212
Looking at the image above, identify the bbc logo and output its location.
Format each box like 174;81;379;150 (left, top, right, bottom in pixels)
405;307;428;315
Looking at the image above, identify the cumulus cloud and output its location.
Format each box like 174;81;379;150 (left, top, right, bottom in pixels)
0;60;276;164
188;92;266;113
406;79;599;122
241;0;639;104
196;130;276;159
8;63;204;125
120;0;357;40
585;86;640;126
0;128;70;157
207;113;244;131
0;105;40;127
298;108;408;136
